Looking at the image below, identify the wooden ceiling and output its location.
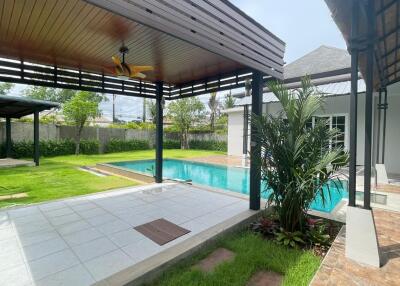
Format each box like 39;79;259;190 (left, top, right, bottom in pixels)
0;0;285;86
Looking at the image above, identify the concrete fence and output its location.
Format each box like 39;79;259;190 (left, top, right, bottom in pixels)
0;122;226;153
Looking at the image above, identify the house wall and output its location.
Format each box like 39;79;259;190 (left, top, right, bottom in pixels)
226;92;400;175
227;108;244;156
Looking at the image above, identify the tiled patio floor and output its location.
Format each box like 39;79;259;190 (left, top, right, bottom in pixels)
0;183;251;286
311;208;400;286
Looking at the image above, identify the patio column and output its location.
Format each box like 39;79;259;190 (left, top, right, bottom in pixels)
5;117;12;158
33;110;39;166
363;0;375;210
381;88;388;164
243;105;249;155
155;81;164;183
249;70;263;210
348;0;360;207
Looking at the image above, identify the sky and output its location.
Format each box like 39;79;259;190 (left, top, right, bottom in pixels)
8;0;347;122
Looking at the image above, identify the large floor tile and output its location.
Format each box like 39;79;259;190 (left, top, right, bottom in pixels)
71;237;118;262
22;237;68;261
84;249;134;281
35;264;95;286
63;228;103;247
108;228;146;247
121;238;162;262
28;249;80;281
0;264;32;286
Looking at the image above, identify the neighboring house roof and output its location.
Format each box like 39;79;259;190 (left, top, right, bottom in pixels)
234;79;366;106
230;45;365;107
284;45;350;79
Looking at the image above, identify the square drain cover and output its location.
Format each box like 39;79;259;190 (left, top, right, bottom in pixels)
134;218;190;245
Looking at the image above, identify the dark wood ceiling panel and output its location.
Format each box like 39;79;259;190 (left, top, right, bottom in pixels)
0;0;284;86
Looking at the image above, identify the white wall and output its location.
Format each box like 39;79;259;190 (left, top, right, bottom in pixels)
227;108;244;156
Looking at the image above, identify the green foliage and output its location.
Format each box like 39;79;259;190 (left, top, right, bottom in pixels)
189;140;227;152
24;87;74;103
163;140;181;149
147;100;157;124
275;228;305;248
63;91;103;154
104;139;150;153
0;139;99;158
223;91;236;109
208;92;220;131
306;221;330;247
0;82;14;96
167;97;206;149
252;77;349;232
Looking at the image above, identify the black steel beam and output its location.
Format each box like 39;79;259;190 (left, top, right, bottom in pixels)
348;0;360;208
243;105;249;155
363;0;375;210
33;110;40;166
376;89;382;164
5;117;11;158
382;88;388;164
249;70;263;210
155;81;164;183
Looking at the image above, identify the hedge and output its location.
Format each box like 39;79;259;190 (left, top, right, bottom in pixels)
163;140;181;149
0;139;99;158
104;138;150;153
189;140;227;152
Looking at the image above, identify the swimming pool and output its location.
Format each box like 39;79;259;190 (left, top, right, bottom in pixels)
110;159;348;213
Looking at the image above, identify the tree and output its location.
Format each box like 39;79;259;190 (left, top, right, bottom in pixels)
223;91;236;109
208;92;220;131
24;86;73;103
251;77;348;232
147;100;157;124
167;97;205;149
0;82;14;95
63;91;102;154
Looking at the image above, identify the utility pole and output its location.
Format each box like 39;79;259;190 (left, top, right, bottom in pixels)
142;98;147;122
112;94;116;123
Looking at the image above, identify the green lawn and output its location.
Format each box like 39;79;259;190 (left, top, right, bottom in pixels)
0;149;223;208
150;231;321;286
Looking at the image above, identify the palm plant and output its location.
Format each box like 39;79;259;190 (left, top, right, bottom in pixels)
251;77;348;232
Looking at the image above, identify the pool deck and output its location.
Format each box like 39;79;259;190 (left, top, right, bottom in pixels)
311;208;400;286
0;182;257;286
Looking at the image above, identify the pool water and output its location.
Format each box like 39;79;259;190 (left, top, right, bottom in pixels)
110;159;348;213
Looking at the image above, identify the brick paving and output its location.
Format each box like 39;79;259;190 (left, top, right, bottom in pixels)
311;208;400;286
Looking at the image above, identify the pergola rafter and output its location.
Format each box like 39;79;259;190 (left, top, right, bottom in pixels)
0;0;286;211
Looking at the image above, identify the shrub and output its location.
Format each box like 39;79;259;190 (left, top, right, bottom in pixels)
104;138;150;153
79;140;100;154
163;140;180;149
189;140;227;152
0;139;99;158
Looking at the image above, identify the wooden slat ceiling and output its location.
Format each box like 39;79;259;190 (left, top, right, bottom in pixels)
0;0;285;86
325;0;400;88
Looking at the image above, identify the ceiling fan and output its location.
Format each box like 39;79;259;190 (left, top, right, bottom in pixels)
111;46;154;80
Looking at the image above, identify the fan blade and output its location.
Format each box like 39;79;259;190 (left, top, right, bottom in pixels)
130;65;154;73
112;55;122;66
132;72;146;79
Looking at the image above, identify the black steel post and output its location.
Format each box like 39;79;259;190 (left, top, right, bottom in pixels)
155;81;164;183
382;88;388;164
33;110;40;166
363;0;375;210
348;0;360;207
243;105;249;155
5;117;12;158
376;89;382;164
249;70;263;210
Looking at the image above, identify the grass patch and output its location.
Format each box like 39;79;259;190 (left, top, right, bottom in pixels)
150;231;321;286
0;149;223;208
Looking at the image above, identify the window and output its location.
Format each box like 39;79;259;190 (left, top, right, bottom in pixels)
308;115;347;150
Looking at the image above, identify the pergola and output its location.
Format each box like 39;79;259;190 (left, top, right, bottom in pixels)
0;0;285;210
0;95;59;166
325;0;400;267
